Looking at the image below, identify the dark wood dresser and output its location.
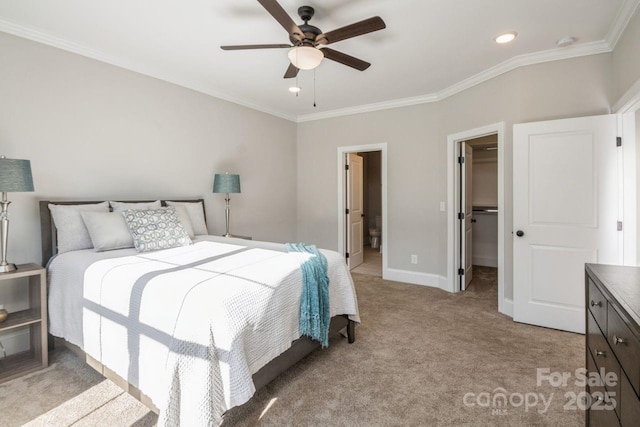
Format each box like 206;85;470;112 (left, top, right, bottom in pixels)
585;264;640;426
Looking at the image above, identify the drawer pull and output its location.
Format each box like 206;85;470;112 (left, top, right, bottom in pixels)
613;335;625;345
590;300;602;307
595;349;606;356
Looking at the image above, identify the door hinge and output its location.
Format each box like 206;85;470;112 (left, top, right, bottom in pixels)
616;137;622;147
345;164;350;170
617;221;623;231
345;252;350;259
458;212;465;220
346;208;350;215
458;156;465;164
458;268;465;275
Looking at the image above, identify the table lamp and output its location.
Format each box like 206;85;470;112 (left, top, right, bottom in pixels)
213;173;241;238
0;155;34;272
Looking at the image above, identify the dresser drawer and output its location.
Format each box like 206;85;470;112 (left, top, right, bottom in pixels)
588;278;607;331
588;311;621;417
621;372;640;427
587;351;620;426
607;304;640;396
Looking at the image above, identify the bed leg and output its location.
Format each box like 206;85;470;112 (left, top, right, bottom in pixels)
347;319;355;344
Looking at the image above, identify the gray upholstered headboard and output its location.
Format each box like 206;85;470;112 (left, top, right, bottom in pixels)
39;199;206;266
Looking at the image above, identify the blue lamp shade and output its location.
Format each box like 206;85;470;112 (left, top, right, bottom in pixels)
0;158;34;192
213;173;241;194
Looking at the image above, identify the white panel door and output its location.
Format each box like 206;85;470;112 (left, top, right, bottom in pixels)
513;115;619;333
461;142;473;290
347;153;364;269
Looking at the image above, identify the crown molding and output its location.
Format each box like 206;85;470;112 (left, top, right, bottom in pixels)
298;40;612;122
0;18;297;123
605;0;640;49
296;93;439;123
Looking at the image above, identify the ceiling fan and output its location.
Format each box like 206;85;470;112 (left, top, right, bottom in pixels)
221;0;386;79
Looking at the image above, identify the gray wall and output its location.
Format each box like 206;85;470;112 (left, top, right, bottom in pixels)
613;6;640;101
297;53;614;300
0;33;297;311
637;108;640;264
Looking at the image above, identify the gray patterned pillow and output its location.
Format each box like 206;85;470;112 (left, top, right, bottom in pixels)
122;207;192;252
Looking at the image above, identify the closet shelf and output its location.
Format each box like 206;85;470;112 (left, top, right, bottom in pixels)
472;206;498;214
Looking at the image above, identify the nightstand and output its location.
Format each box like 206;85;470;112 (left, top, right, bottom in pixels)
0;263;48;383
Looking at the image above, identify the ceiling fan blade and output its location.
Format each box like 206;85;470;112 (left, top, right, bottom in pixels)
316;16;386;45
257;0;304;42
283;63;299;79
322;48;371;71
221;44;291;50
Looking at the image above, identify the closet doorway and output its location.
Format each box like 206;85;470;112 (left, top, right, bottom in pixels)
458;134;499;293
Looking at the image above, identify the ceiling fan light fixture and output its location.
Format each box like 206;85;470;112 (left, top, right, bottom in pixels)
495;32;517;44
288;46;323;70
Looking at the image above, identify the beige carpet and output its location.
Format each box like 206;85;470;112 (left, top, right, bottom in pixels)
0;267;584;426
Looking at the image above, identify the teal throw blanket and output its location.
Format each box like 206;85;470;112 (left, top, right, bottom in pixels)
285;243;330;348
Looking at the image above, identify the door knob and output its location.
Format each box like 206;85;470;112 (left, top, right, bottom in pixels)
516;230;524;237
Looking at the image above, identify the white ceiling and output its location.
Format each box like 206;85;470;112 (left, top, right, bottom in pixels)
1;0;638;122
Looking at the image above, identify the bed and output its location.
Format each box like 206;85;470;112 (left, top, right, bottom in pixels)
40;199;359;425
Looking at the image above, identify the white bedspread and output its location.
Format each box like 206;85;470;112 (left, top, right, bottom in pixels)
47;236;359;426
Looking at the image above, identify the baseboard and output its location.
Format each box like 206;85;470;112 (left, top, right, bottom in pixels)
0;328;30;358
472;256;498;268
384;268;447;290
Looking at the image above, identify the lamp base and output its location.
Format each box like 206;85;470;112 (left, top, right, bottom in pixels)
0;263;17;273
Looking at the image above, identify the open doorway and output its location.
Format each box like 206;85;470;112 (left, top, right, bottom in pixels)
447;122;506;314
337;143;388;279
350;151;383;276
459;135;498;293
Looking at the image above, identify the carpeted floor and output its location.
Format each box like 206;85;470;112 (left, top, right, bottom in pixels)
0;267;584;426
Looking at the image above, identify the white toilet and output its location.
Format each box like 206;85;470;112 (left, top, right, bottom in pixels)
369;215;382;251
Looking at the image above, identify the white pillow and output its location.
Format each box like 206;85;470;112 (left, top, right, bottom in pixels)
81;211;134;251
110;200;161;212
165;201;207;235
173;204;195;238
48;202;110;253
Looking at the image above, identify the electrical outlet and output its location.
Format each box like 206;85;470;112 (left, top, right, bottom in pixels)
411;255;418;264
440;202;445;212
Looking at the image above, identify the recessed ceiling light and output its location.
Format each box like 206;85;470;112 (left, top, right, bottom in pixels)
495;32;517;44
556;36;577;48
288;86;301;93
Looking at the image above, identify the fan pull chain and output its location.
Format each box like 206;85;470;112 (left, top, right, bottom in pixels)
295;49;300;97
313;68;316;107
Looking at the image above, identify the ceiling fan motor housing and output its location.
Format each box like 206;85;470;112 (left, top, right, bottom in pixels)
290;6;322;46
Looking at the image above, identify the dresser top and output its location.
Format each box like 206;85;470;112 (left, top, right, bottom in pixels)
586;263;640;328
